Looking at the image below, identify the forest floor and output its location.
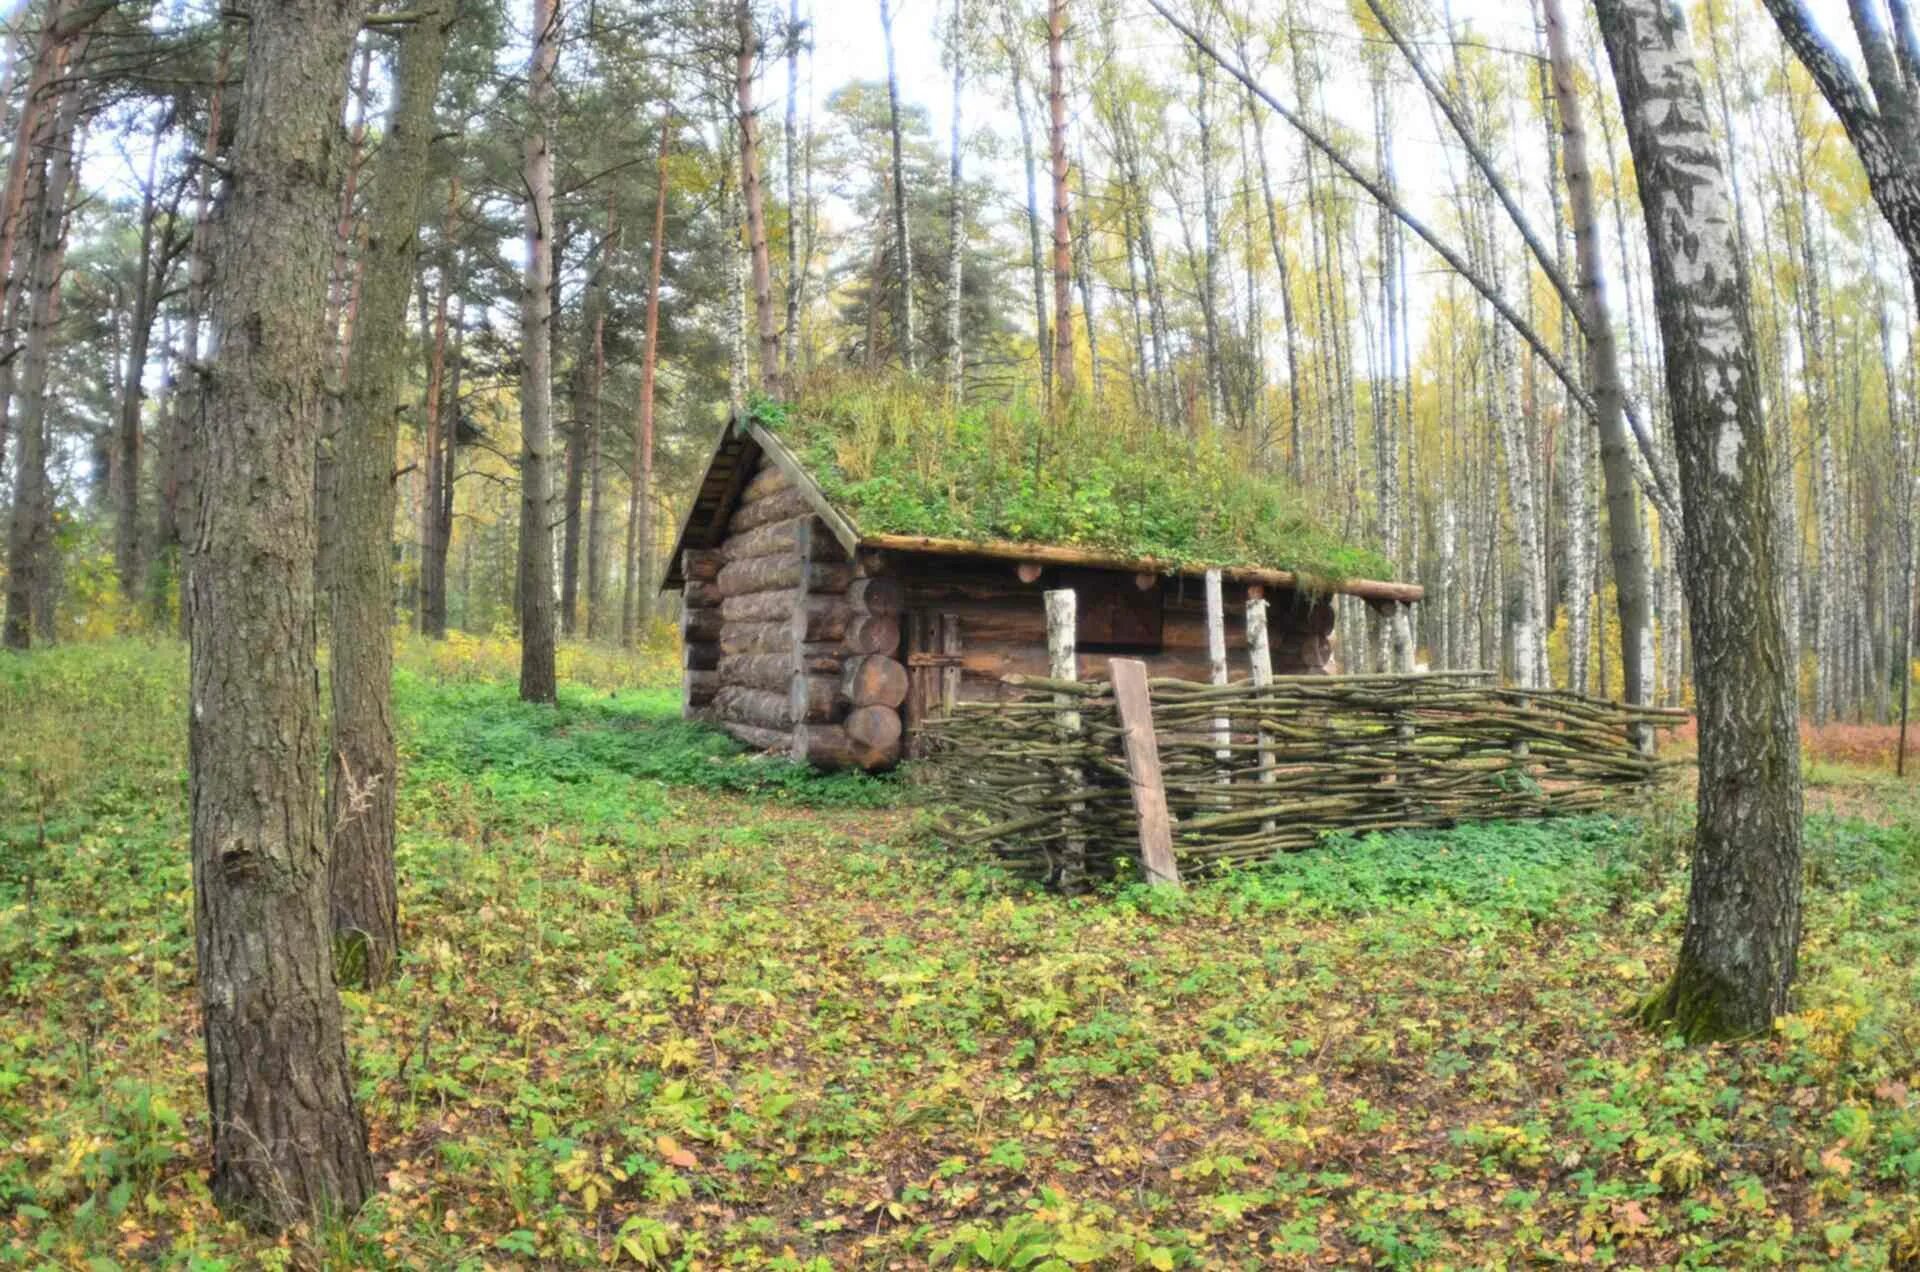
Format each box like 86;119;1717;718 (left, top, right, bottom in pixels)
3;638;1919;1270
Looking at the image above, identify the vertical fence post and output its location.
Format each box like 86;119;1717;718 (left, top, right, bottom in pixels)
1205;568;1229;767
1246;597;1276;834
1109;657;1180;888
1045;589;1086;891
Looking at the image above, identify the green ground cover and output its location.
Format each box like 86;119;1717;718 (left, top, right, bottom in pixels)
3;639;1918;1268
753;376;1391;582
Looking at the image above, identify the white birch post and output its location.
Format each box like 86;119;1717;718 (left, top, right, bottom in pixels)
1045;589;1085;891
1205;568;1229;764
1246;597;1276;834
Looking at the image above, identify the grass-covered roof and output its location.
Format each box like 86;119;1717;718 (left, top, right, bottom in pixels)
749;375;1393;584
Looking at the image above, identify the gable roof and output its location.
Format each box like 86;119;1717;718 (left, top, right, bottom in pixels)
663;412;1423;603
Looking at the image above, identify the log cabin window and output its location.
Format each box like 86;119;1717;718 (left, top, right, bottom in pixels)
1062;567;1164;652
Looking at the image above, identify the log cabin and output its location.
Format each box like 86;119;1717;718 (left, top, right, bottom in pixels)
661;411;1423;771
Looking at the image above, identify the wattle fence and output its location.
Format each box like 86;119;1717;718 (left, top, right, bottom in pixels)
920;664;1686;891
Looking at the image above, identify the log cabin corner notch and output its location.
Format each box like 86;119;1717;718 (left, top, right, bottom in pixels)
661;412;1423;771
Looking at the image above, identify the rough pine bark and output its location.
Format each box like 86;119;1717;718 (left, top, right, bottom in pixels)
3;62;81;651
1593;0;1804;1041
518;0;559;703
327;1;452;989
185;0;377;1224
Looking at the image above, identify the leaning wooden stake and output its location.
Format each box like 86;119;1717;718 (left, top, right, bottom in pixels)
1245;598;1276;834
1110;657;1181;888
1046;588;1086;891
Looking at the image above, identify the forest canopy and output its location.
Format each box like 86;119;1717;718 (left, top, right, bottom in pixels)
756;375;1392;580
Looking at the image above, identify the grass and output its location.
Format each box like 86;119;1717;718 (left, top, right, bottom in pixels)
752;373;1392;583
4;638;1920;1267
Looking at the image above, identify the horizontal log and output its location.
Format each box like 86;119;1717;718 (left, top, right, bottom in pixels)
682;607;722;643
741;460;794;503
718;554;854;598
715;685;792;731
842;654;909;708
730;486;815;534
849;575;903;616
843;613;900;656
845;704;903;770
862;532;1424;602
722;589;797;624
722;515;808;562
790;672;843;723
794;723;859;770
683;641;720;671
719;620;793;656
792;594;853;643
718;719;792;754
682;548;724;582
685;670;718;706
720;652;800;691
683;580;724;610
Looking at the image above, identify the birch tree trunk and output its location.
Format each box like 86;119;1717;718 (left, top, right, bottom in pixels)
1193;47;1224;425
1003;14;1049;398
518;0;559;704
185;0;377;1223
327;2;453;988
1593;0;1804;1042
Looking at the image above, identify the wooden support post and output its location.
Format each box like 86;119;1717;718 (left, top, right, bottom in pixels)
1046;588;1085;891
1205;568;1229;765
940;613;962;714
1245;598;1276;834
1109;657;1180;888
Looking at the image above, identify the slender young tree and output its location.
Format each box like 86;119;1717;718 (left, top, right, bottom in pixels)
783;0;803;377
738;0;778;392
879;0;916;371
1001;7;1050;396
624;102;672;646
185;0;378;1223
945;0;964;397
1592;0;1804;1041
327;0;454;988
518;0;560;704
1045;0;1073;400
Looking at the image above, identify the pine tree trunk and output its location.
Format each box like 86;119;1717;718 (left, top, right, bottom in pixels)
879;0;916;373
1542;0;1656;714
518;0;559;703
624;104;671;647
419;179;458;640
1045;0;1073;401
584;304;607;640
945;0;964;397
1594;0;1804;1042
738;0;779;392
327;4;452;989
3;59;81;651
186;0;377;1224
114;118;164;602
783;0;801;379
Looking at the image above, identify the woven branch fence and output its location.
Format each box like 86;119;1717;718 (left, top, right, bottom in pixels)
920;667;1687;890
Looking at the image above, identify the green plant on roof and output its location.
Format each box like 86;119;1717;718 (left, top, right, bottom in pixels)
747;372;1393;583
